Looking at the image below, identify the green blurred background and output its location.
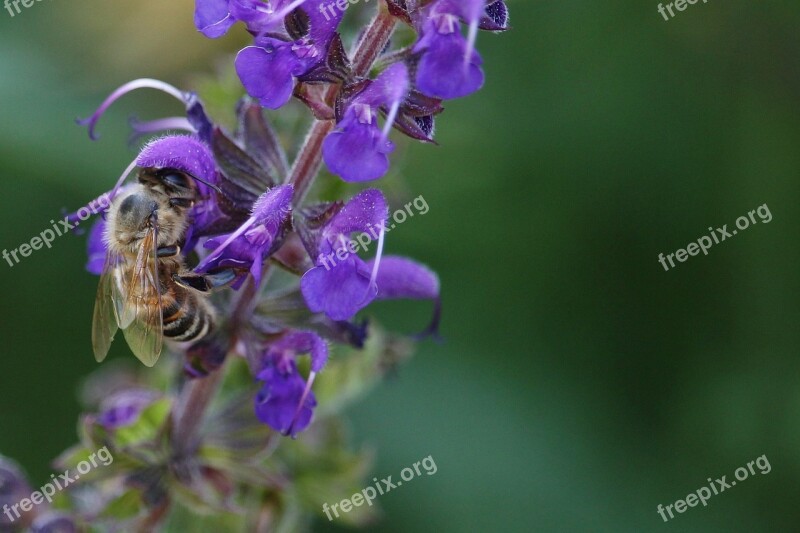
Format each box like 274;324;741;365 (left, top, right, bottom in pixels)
2;1;800;531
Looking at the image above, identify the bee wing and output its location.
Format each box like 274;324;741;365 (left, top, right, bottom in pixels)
119;233;149;329
91;251;122;362
120;227;164;367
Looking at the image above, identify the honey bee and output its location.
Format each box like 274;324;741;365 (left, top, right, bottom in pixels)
92;167;236;367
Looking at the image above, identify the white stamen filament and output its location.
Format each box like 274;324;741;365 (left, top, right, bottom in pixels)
381;99;401;141
368;224;385;288
273;0;308;19
338;234;350;256
286;370;317;437
465;18;479;68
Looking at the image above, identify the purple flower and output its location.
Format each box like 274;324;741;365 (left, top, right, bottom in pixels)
31;512;78;533
97;389;159;430
300;189;388;320
197;185;294;287
235;1;344;109
0;456;31;528
254;330;328;437
299;190;442;328
322;63;410;182
413;0;486;99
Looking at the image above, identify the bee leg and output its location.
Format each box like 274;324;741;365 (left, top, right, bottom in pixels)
157;245;180;258
173;268;238;293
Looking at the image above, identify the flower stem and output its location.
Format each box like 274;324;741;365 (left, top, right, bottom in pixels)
171;367;223;453
287;3;398;205
171;267;270;453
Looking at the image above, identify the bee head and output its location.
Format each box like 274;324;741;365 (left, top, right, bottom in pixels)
116;193;159;236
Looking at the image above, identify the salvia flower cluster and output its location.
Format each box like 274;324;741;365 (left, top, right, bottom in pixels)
2;0;508;530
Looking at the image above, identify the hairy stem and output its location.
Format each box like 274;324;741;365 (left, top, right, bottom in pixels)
171;368;223;453
287;3;398;205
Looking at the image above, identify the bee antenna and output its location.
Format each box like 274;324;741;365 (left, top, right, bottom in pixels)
184;171;223;195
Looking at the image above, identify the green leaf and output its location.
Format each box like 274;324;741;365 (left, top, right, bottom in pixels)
101;489;143;520
114;398;172;448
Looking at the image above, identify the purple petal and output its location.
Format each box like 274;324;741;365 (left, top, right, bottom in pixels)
0;456;31;512
86;218;107;275
268;330;329;372
254;365;316;436
199;185;293;284
306;0;345;44
366;256;440;301
301;255;376;321
136;135;219;188
204;228;270;285
365;255;442;338
357;63;410;108
98;389;158;430
323;108;394;182
415;29;484;99
236;41;306;110
230;0;281;33
324;188;388;238
195;0;236;38
251;184;294;229
188;195;225;237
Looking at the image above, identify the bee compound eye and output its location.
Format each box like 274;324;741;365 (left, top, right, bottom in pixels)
118;195;137;216
161;172;190;189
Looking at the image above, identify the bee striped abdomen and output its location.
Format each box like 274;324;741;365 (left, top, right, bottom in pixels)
162;285;213;342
